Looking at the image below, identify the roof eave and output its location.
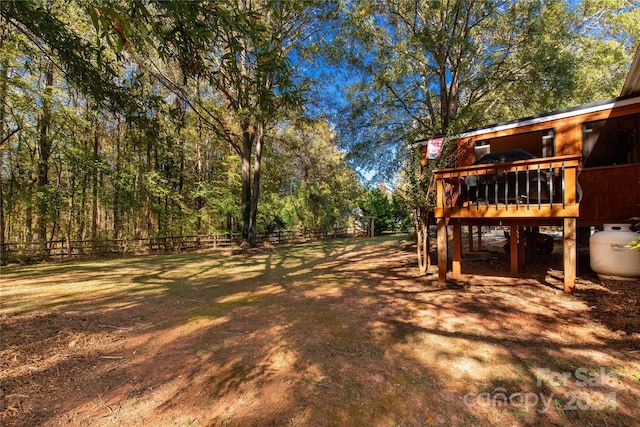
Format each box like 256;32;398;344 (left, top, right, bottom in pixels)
450;94;640;141
621;44;640;96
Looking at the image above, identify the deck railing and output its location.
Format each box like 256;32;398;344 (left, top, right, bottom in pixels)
434;155;581;218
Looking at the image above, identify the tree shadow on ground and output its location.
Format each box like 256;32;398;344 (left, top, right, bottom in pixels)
1;235;639;426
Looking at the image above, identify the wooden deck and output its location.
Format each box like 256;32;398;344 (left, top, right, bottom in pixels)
433;155;581;293
434;155;581;220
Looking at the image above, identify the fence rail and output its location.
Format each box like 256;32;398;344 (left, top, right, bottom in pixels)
0;229;347;263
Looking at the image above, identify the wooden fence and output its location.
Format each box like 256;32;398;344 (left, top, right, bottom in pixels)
0;229;347;263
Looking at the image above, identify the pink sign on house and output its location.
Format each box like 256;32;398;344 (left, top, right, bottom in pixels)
426;137;445;159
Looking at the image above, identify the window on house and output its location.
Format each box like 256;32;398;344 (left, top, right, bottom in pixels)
582;114;640;168
474;140;490;161
542;129;555;157
480;129;554;158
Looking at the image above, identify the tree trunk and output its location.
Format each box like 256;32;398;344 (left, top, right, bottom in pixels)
113;116;121;239
79;166;87;241
248;123;265;247
194;125;204;234
424;222;431;270
92;118;99;250
36;63;54;254
0;33;7;263
177;131;185;236
66;175;74;256
240;121;253;245
145;138;152;238
153;140;164;237
416;209;430;275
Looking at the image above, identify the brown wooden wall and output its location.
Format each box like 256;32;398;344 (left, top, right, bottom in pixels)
578;164;640;226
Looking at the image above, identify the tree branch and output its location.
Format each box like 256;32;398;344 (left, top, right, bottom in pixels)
0;126;20;146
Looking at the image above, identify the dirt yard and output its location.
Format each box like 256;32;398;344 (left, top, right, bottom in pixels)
1;235;639;426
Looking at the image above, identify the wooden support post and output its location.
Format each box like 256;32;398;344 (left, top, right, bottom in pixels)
525;227;535;260
477;226;483;250
563;217;577;293
437;218;447;284
452;222;462;279
510;225;518;275
518;226;526;269
467;225;474;252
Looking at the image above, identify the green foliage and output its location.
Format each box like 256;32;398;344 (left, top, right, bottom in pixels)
333;0;522;180
390;192;411;232
1;0;638;254
260;118;364;234
1;1;141;113
0;0;361;246
629;217;640;250
0;0;351;248
329;0;640;180
359;188;393;235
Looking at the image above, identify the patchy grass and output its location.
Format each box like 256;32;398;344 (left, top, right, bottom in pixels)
1;235;639;426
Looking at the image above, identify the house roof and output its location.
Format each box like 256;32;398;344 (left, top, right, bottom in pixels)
622;44;640;96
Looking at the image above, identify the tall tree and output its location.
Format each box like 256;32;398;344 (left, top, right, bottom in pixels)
334;0;640;178
35;62;53;246
0;21;8;263
334;0;521;269
261;118;364;234
333;0;640;273
90;0;340;246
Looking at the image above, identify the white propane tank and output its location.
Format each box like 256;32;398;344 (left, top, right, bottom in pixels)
590;224;640;280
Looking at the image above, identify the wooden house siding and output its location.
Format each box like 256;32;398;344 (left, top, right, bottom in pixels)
578;164;640;226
